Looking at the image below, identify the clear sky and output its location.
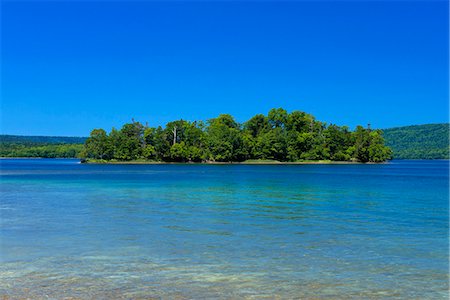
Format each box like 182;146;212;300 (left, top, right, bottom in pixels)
1;0;448;136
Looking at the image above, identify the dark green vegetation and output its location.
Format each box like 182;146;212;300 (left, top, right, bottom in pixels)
3;121;446;161
81;108;392;163
0;135;85;158
382;123;449;159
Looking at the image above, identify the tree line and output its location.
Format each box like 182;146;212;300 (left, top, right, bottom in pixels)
81;108;392;163
0;143;83;158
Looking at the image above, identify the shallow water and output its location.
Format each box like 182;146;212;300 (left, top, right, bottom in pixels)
0;159;448;299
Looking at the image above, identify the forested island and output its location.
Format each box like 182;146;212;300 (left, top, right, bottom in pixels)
80;108;391;163
3;115;447;162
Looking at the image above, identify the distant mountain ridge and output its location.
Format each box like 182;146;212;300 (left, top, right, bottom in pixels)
1;123;449;159
382;123;449;159
0;135;86;145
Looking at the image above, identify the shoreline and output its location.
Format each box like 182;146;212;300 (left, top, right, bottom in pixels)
82;160;385;165
0;157;391;164
1;157;447;163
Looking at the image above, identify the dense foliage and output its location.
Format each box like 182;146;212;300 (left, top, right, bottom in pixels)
2;122;446;161
81;108;392;163
0;143;83;158
382;123;449;159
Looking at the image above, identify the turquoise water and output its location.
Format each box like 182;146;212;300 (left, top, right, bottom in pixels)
0;159;448;299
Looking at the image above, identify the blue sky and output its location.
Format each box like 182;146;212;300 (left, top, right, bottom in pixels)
1;0;448;136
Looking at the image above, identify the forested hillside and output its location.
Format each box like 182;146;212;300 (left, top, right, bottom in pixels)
81;108;391;163
0;135;85;158
382;124;449;159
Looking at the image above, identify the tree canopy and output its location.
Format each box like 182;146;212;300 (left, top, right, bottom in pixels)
81;108;392;163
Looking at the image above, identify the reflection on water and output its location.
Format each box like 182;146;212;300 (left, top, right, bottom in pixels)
0;159;449;299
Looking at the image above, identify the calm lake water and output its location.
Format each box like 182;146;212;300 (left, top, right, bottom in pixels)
0;159;448;299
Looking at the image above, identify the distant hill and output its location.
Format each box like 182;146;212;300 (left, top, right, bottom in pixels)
0;135;86;145
382;123;449;159
0;135;86;158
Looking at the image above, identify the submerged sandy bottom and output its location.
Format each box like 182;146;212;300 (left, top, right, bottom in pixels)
1;159;449;299
1;255;448;299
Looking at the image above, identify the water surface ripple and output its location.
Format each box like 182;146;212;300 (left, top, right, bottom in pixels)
0;159;448;299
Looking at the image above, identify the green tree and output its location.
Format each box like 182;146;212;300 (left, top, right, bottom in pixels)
324;125;352;161
245;114;270;137
268;108;288;128
256;127;287;161
111;122;144;160
286;131;314;161
367;130;392;162
206;114;246;161
170;141;189;161
83;129;112;160
286;110;314;133
353;125;370;162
